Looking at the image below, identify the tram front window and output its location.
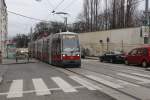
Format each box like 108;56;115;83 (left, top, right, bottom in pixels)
62;35;79;52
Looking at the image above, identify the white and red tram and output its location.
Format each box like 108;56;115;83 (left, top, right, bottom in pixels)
29;32;81;67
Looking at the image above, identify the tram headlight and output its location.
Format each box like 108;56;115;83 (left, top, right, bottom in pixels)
62;54;66;57
77;54;80;56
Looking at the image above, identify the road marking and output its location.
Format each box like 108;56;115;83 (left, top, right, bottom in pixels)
96;74;138;87
116;80;139;87
7;80;23;98
0;86;84;96
86;75;123;89
51;77;77;92
117;73;150;84
131;73;150;78
70;76;102;90
32;78;51;96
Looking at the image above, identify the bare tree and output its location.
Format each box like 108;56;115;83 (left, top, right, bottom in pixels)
75;0;141;33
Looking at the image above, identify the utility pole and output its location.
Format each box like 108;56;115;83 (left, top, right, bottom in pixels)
144;0;149;44
146;0;149;15
52;12;69;32
106;0;108;30
30;27;33;42
145;0;149;25
64;17;68;31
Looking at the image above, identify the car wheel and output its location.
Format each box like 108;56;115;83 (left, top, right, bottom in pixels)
125;60;129;65
142;61;147;68
100;59;103;62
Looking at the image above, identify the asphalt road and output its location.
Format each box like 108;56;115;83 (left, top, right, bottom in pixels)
1;59;150;100
0;59;114;100
67;59;150;100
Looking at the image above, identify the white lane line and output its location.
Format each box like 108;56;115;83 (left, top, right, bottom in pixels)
96;74;138;87
0;86;84;96
70;76;102;90
131;73;150;78
86;75;123;89
116;80;139;87
117;73;150;84
51;77;77;92
7;80;23;98
32;78;51;96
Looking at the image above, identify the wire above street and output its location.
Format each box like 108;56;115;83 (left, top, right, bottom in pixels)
52;0;65;13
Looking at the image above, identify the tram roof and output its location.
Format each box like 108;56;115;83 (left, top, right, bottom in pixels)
56;32;78;35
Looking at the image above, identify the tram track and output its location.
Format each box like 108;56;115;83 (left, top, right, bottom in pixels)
80;62;150;88
63;68;141;100
36;59;150;100
65;61;150;100
83;61;150;79
47;64;141;100
84;60;149;75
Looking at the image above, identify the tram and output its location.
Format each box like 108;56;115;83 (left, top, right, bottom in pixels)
29;32;81;67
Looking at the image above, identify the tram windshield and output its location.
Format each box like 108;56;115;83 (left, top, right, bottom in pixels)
62;35;80;52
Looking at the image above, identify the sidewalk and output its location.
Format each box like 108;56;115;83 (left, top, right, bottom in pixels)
0;59;10;84
2;59;16;65
2;58;38;65
0;58;38;84
0;66;5;84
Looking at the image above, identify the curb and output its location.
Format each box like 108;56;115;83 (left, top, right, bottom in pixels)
85;57;99;60
1;61;37;65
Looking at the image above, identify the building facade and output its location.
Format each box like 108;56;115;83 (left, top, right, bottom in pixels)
0;0;7;57
79;27;147;56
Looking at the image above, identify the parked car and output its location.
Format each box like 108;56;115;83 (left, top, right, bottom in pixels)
125;47;150;67
15;49;28;62
99;51;125;63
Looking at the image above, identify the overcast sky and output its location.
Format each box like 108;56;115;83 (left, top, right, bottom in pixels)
5;0;83;37
5;0;146;38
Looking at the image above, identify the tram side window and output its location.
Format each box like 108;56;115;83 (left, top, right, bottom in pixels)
52;39;54;55
56;38;61;54
44;41;46;53
58;38;61;54
52;38;61;56
55;39;57;55
52;38;57;55
46;39;49;54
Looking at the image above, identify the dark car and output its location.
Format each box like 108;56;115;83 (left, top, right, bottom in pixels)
125;46;150;67
99;51;125;63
